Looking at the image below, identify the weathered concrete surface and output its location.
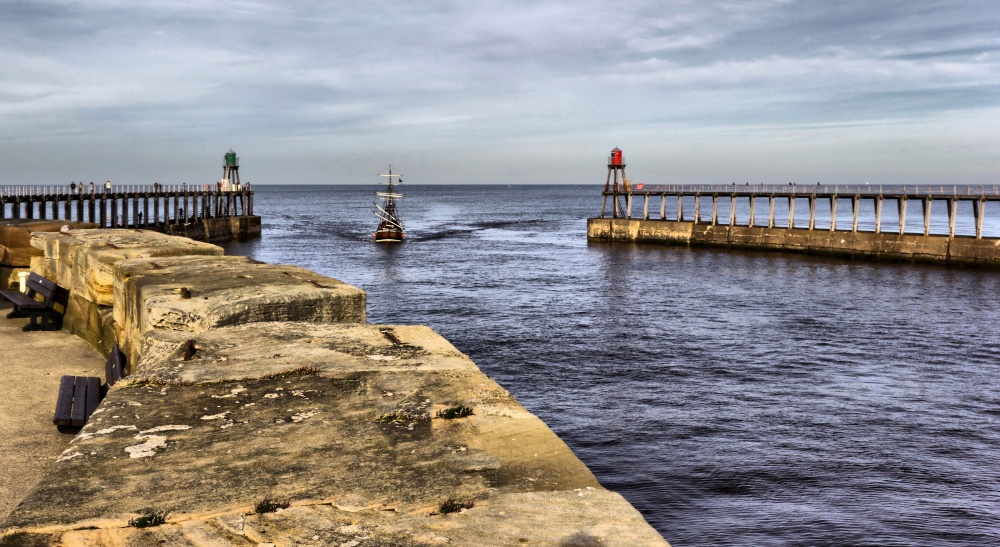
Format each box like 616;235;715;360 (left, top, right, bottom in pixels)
2;322;667;546
0;220;98;267
0;307;105;526
113;256;367;370
153;215;261;242
59;292;118;357
589;217;1000;267
30;229;223;307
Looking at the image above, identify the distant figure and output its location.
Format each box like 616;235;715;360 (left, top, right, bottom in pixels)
70;182;76;194
89;182;94;195
245;181;251;191
104;180;111;193
179;208;184;221
138;211;143;224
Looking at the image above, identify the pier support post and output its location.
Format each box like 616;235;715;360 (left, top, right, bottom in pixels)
642;194;649;220
729;195;737;226
974;199;985;239
694;194;701;224
38;197;46;220
659;194;665;220
788;196;795;228
63;196;71;221
808;195;816;230
948;198;957;237
767;196;775;228
923;198;931;236
749;196;756;227
711;195;718;225
76;196;84;223
875;197;883;234
677;194;683;221
852;195;859;232
830;196;837;231
898;197;907;235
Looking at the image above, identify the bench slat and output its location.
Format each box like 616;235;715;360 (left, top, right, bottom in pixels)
0;291;42;307
53;375;76;426
84;376;101;424
70;377;89;427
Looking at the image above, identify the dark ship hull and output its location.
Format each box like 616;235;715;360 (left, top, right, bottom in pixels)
374;225;404;242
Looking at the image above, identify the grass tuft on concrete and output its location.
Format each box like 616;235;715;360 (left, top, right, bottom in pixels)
128;510;167;528
436;405;473;419
254;499;290;514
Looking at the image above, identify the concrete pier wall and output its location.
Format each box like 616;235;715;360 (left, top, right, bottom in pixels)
1;228;668;546
588;217;1000;267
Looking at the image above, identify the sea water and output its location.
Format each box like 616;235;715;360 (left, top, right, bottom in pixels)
223;184;1000;546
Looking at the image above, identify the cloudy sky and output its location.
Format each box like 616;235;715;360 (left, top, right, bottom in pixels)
2;0;998;185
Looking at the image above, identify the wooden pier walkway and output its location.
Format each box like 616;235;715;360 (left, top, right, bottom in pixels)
0;185;254;229
601;184;1000;239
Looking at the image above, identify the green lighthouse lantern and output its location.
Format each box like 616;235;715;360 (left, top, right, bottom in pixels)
221;149;241;190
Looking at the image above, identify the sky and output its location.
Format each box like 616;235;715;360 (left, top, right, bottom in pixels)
1;0;998;185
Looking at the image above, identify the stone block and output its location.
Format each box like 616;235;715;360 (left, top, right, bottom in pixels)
113;256;366;367
0;220;98;267
1;322;666;545
31;229;223;307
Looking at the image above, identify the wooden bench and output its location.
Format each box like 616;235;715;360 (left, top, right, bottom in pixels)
0;272;67;331
53;344;127;431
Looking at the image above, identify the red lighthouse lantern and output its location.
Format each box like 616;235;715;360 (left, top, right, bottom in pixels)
602;147;629;218
610;147;623;166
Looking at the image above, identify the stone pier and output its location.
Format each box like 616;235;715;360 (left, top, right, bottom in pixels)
592;184;1000;267
0;229;667;546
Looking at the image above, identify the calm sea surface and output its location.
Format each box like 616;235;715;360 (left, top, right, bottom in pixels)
223;184;1000;546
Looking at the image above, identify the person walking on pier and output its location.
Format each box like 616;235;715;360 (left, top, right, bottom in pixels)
104;181;111;193
89;182;94;195
70;182;76;194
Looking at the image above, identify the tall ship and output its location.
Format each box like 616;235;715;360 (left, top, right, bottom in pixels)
373;166;405;242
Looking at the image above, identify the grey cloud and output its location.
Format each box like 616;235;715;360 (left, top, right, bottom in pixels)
0;1;997;184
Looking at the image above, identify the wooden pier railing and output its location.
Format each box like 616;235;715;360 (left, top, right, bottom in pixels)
600;184;1000;239
0;185;254;229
